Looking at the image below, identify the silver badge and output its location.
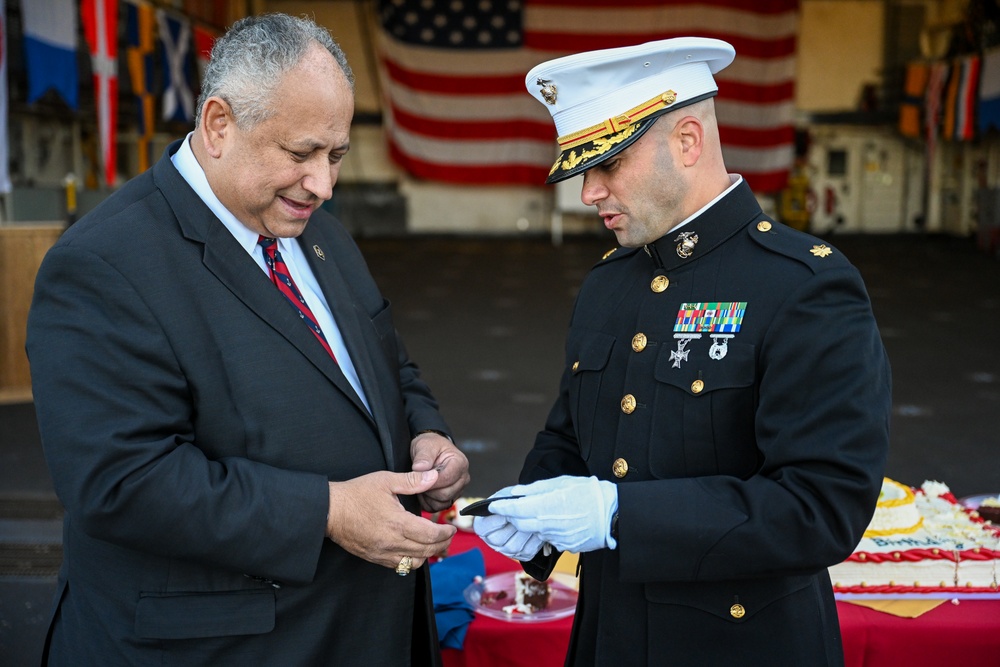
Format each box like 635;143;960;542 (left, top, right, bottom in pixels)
670;334;701;368
313;245;326;260
675;231;699;259
709;334;733;360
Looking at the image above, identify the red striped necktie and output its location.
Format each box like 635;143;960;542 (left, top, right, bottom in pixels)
258;236;337;362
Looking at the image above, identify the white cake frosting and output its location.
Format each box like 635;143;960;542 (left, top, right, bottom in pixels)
921;480;950;499
863;478;923;537
829;478;1000;593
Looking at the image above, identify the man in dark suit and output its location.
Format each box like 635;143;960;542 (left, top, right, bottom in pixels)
26;13;468;666
475;38;890;665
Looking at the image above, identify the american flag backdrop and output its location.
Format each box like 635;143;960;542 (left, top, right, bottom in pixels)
376;0;799;192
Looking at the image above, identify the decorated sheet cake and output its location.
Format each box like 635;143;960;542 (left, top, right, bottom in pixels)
829;478;1000;596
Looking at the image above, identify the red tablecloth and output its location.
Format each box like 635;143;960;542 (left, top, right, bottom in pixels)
441;531;1000;667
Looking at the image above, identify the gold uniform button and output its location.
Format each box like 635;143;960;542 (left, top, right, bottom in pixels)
757;221;772;232
691;379;705;394
650;275;669;293
572;361;580;372
631;333;647;352
612;458;629;478
730;603;746;619
620;394;636;414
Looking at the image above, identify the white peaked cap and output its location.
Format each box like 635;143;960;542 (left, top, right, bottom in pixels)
525;37;735;183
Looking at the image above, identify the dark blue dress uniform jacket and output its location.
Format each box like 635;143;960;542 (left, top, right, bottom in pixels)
521;181;891;666
26;141;448;666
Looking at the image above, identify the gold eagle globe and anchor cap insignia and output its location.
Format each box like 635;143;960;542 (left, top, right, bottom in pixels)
524;37;736;183
536;78;557;105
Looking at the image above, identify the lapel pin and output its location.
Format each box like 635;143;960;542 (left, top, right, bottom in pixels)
313;245;326;260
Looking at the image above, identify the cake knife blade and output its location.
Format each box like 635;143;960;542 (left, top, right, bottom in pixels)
458;496;524;517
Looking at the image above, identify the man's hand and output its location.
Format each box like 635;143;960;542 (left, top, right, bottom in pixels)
410;431;470;512
490;475;618;553
326;469;457;571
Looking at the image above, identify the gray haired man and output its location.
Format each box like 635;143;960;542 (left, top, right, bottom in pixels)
29;14;468;665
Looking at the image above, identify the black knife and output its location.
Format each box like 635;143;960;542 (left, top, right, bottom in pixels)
458;496;523;517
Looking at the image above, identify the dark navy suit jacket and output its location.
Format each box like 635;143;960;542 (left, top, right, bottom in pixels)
27;141;448;665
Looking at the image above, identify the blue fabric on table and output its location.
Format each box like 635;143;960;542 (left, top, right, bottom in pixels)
429;547;485;649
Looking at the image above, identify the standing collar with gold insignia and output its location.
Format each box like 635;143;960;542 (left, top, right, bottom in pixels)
643;180;762;271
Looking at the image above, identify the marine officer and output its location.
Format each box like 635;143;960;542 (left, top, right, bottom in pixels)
475;37;891;666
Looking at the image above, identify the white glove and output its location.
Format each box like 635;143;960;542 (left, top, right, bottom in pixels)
474;514;548;561
489;475;618;553
473;487;548;561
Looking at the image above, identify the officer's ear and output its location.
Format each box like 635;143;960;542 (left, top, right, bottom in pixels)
673;115;704;167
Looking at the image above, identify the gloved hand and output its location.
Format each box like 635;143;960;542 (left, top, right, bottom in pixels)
474;514;548;561
473;487;548;561
489;476;618;553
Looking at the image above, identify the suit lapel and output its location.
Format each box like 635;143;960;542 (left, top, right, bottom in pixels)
298;226;397;468
153;143;373;422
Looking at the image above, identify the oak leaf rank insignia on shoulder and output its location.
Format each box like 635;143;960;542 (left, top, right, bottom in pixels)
810;244;833;258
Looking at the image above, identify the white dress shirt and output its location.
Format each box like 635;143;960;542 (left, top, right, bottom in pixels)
171;134;371;414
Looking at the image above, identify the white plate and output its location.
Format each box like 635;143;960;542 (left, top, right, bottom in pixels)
463;571;578;623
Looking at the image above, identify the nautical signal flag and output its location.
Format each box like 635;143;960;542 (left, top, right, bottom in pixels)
980;46;1000;133
126;0;157;173
22;0;78;109
942;56;980;142
899;62;928;139
375;0;799;193
81;0;119;187
158;9;195;123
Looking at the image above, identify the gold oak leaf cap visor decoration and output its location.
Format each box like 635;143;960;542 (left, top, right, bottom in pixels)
526;37;736;184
